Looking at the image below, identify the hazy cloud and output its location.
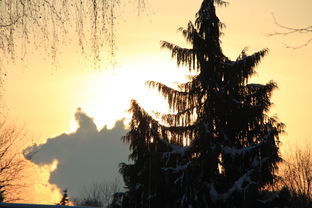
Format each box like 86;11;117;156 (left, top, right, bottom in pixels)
23;108;129;198
75;107;98;133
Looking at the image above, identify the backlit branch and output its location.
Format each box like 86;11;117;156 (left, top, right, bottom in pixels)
268;13;312;49
0;0;148;87
0;117;27;202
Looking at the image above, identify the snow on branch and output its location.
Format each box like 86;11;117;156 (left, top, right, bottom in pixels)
222;144;260;158
222;130;274;158
160;139;188;158
225;49;268;72
174;172;184;184
207;169;255;202
162;161;191;172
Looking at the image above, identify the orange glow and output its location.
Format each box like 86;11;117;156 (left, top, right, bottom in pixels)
2;0;312;203
22;160;62;204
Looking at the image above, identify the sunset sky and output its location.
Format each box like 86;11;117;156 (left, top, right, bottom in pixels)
1;0;312;204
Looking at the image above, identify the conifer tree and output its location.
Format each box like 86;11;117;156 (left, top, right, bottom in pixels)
58;189;70;206
120;0;284;207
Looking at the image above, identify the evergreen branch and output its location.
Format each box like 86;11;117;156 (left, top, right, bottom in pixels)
213;0;229;7
226;49;268;82
207;168;257;202
160;41;197;69
242;81;277;111
160;139;189;158
239;48;268;64
177;77;201;93
245;81;277;96
177;22;195;43
231;82;277;116
161;109;198;127
177;21;203;46
161;123;198;132
235;47;248;61
222;130;274;159
146;81;188;96
146;81;200;112
162;161;191;172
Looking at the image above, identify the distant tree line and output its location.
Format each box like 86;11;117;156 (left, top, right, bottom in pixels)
273;146;312;208
72;179;122;207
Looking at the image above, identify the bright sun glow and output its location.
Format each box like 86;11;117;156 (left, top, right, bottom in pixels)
72;60;193;131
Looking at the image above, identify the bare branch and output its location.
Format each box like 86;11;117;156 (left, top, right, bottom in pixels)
74;179;122;207
283;38;312;50
0;116;27;202
275;145;312;201
0;15;20;28
0;0;149;91
268;13;312;49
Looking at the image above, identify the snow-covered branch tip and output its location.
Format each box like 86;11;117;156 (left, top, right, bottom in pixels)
207;170;256;202
160;139;188;158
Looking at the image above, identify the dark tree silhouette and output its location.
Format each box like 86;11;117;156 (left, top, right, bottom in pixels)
0;117;27;202
120;0;284;207
109;192;124;208
58;189;70;206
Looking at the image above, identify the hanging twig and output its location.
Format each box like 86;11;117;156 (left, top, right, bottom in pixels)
268;13;312;49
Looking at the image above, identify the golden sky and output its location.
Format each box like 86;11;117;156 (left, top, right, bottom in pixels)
2;0;312;203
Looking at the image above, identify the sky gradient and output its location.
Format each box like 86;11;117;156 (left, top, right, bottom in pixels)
2;0;312;203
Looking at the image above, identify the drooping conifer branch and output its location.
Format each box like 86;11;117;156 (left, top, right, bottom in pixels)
146;81;202;113
160;41;197;70
224;49;269;85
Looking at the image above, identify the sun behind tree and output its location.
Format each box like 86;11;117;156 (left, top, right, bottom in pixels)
120;0;285;207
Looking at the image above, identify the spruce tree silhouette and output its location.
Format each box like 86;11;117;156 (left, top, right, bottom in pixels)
120;0;285;207
58;189;69;206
